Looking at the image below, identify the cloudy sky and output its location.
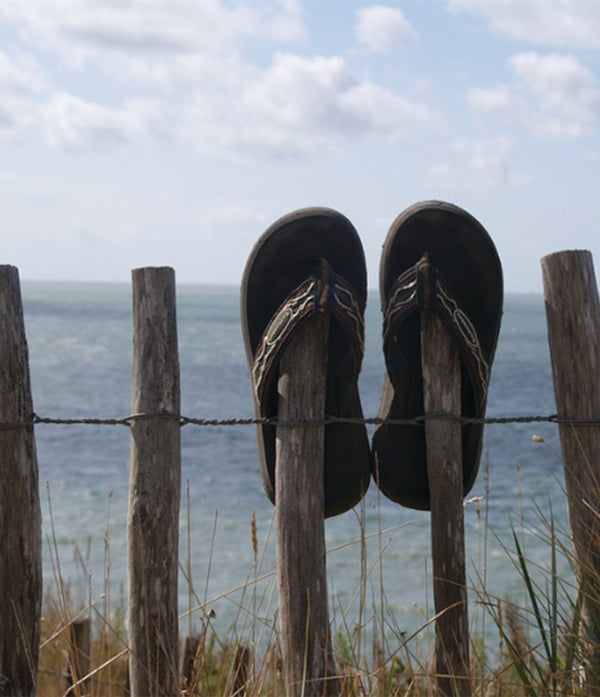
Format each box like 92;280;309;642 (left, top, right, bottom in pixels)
1;0;599;292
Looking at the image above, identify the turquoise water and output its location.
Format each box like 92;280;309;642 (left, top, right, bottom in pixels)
21;283;568;649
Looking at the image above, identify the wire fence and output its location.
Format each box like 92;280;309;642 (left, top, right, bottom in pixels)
1;411;600;432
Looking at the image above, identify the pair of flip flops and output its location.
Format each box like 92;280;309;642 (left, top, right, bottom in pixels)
241;202;503;517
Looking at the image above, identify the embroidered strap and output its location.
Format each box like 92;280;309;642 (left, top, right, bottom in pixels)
383;253;490;406
252;259;364;408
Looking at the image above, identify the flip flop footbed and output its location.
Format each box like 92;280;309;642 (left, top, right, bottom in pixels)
372;200;503;510
241;207;371;518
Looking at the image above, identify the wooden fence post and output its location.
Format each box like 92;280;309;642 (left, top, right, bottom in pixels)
0;265;42;697
275;314;338;697
542;250;600;694
180;634;200;693
128;267;181;697
64;618;91;696
227;643;251;697
421;310;471;697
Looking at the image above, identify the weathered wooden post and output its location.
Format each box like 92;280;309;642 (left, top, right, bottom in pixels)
227;643;251;697
64;618;91;696
128;267;181;697
0;265;42;697
275;314;338;697
180;634;200;692
542;250;600;694
421;310;470;697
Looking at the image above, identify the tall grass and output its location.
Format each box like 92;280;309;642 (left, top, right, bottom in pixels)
35;466;600;697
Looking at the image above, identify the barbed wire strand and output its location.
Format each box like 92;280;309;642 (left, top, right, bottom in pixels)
0;412;599;432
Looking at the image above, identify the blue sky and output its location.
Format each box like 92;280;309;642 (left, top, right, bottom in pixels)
1;0;599;292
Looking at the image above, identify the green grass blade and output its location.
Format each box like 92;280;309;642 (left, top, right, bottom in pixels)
512;528;554;679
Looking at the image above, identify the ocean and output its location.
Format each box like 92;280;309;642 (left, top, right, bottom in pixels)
20;282;569;649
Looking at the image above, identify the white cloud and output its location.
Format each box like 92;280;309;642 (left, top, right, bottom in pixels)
43;93;161;150
467;84;522;120
0;50;44;137
0;50;43;93
0;0;305;68
448;0;600;50
355;5;415;52
0;0;442;158
182;52;443;157
510;52;600;125
430;134;532;191
339;82;443;135
468;52;600;139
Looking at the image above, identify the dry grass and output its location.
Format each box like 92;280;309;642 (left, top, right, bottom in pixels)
32;460;600;697
37;597;129;696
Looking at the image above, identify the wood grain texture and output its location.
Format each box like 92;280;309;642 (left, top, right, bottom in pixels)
0;265;42;697
64;618;91;695
275;314;338;697
542;250;600;694
128;267;181;697
421;310;470;697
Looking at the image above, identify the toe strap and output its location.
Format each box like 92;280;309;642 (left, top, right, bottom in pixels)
252;258;364;410
383;252;490;408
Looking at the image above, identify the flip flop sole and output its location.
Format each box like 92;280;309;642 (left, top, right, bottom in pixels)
241;207;371;517
373;200;503;510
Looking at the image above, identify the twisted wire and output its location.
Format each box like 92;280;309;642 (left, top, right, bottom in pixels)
1;412;599;432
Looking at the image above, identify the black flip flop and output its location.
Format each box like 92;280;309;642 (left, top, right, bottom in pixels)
372;201;503;510
241;207;371;518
